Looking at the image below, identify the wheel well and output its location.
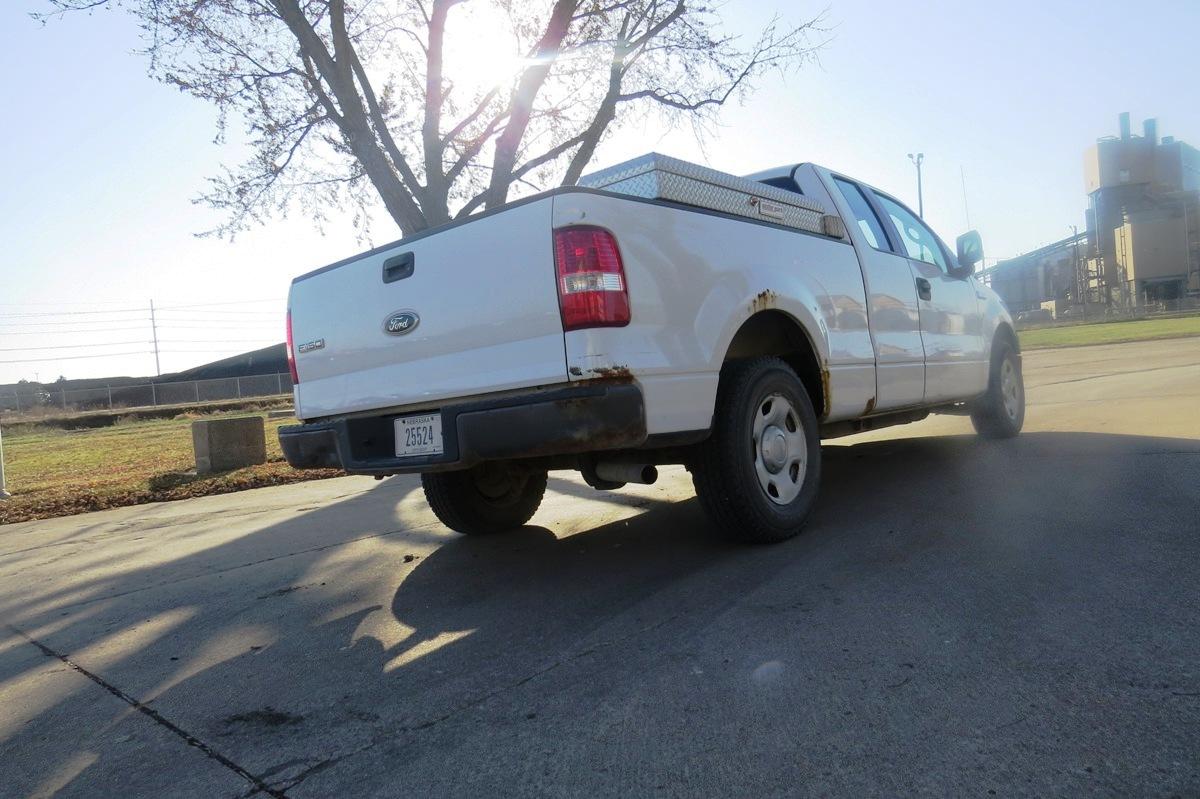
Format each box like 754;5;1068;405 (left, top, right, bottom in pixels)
994;322;1019;356
723;310;826;417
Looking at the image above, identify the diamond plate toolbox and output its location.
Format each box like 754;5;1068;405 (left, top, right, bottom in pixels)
579;153;843;238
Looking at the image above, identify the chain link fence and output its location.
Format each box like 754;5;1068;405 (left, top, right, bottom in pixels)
1013;298;1200;327
0;373;293;415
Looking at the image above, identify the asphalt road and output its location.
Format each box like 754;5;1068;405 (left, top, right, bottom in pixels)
2;337;1198;798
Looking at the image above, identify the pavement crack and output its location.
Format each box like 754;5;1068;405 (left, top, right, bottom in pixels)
272;754;345;793
8;624;288;799
238;740;383;798
1033;361;1200;389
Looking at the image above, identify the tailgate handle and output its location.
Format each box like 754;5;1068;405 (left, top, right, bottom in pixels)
382;252;415;284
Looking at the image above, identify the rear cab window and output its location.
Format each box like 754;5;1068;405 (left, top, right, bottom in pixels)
833;177;891;251
759;176;804;195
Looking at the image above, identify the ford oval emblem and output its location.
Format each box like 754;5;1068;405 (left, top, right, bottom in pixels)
384;310;419;335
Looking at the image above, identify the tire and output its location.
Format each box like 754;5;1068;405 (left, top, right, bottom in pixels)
691;357;822;544
971;342;1025;439
421;462;547;535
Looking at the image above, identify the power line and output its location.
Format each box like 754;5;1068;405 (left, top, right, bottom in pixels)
0;317;150;328
155;299;283;310
159;350;278;355
0;308;147;318
153;321;282;328
0;300;147;306
158;339;281;344
0;311;282;323
153;309;283;316
0;297;281;308
0;296;287;373
155;322;281;328
0;317;279;329
0;324;278;336
0;325;153;335
0;351;152;364
155;319;280;326
0;340;150;352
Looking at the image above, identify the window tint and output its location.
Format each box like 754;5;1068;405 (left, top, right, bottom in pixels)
833;178;889;251
873;193;949;271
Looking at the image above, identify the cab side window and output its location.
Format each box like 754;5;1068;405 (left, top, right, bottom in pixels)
833;177;891;252
873;193;949;272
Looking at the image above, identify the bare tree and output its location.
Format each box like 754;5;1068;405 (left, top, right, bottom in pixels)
39;1;825;236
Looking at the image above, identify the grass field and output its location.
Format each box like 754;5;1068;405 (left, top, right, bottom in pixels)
1019;315;1200;349
0;411;340;524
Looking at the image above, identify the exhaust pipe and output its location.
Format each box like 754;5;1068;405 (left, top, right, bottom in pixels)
594;462;658;485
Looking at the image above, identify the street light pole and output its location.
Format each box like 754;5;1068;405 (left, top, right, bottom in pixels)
908;152;925;217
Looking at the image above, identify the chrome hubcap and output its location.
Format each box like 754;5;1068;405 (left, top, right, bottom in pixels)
1001;358;1021;420
752;393;807;505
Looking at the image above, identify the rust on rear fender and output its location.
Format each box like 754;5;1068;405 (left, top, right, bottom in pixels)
751;290;778;313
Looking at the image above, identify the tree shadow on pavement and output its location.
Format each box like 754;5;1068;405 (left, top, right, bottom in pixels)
1;430;1198;797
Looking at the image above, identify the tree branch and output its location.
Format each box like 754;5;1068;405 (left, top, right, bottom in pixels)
275;0;427;232
480;0;579;210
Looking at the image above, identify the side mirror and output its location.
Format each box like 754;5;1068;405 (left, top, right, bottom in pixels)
956;230;983;272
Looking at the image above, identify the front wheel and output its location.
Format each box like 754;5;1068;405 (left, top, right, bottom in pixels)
422;462;547;535
971;342;1025;439
691;357;822;544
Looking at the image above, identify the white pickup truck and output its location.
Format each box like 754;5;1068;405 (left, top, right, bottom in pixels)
280;155;1024;543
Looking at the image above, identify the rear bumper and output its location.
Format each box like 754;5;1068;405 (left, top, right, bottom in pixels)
279;383;646;475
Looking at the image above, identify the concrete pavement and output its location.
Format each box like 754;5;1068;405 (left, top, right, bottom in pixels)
1;337;1198;797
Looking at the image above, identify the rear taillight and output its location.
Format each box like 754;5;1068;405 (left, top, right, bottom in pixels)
285;309;299;384
553;226;630;331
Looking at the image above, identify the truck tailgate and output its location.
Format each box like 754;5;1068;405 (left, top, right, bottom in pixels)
288;198;566;420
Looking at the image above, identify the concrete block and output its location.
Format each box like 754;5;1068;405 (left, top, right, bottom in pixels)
266;408;295;419
192;416;266;474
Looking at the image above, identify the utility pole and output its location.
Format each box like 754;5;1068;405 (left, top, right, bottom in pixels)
150;299;162;376
908;152;925;217
0;422;10;500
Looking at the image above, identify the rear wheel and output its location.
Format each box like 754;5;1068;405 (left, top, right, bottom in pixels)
971;342;1025;439
422;462;547;535
691;357;822;544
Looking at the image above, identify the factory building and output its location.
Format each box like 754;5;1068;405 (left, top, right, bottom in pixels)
990;114;1200;314
1085;113;1200;305
988;233;1086;313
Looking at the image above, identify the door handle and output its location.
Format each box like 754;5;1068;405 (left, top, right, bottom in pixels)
915;277;932;301
382;252;415;284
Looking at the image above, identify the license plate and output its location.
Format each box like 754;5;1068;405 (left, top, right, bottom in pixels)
394;413;443;457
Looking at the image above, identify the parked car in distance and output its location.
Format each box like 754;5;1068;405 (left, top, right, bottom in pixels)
280;155;1025;544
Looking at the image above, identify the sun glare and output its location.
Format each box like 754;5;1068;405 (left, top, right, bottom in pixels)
443;3;525;92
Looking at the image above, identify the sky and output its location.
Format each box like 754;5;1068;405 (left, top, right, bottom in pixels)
1;0;1197;384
